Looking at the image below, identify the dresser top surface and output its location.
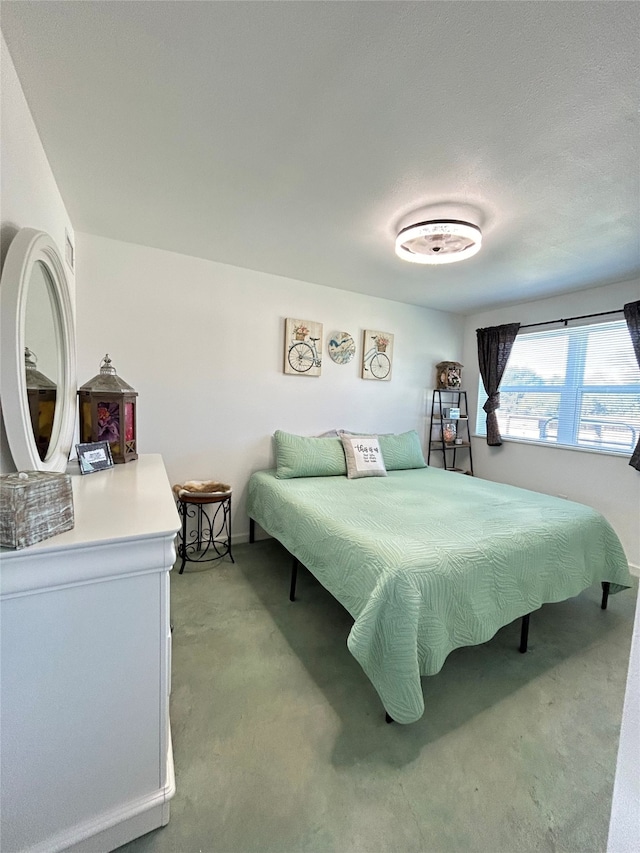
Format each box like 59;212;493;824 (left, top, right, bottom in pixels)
1;454;179;560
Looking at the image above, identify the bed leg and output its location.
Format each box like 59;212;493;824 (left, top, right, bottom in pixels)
249;518;255;544
601;581;610;610
519;613;530;653
289;557;298;602
385;712;394;724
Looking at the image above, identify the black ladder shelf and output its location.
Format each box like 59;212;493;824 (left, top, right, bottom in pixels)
427;389;474;475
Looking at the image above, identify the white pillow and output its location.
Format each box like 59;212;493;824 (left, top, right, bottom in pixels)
339;433;387;479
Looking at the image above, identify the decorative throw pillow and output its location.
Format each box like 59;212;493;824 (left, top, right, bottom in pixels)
378;430;427;470
339;433;387;479
274;430;347;479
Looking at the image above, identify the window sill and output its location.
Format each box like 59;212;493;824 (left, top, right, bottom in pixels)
471;434;633;459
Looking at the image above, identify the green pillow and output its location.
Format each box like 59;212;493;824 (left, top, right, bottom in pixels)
274;430;347;479
378;431;427;470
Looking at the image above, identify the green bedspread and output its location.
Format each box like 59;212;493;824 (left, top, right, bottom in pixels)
247;467;631;724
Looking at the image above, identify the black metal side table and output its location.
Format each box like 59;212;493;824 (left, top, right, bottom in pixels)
176;490;234;573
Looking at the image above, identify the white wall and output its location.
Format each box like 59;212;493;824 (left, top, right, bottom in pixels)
0;32;76;473
608;591;640;852
76;232;464;539
462;279;640;569
4;21;636;562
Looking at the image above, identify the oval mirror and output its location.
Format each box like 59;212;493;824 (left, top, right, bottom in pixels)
0;228;76;472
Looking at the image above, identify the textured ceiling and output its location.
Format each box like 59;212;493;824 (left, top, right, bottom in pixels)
2;1;639;313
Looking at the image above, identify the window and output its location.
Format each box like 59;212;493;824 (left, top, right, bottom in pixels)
475;320;640;454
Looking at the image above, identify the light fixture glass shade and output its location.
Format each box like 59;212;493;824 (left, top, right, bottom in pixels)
395;220;482;264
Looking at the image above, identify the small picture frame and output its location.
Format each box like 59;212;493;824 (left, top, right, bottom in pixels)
76;440;114;474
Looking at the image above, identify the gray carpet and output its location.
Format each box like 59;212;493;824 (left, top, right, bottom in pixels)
118;540;637;853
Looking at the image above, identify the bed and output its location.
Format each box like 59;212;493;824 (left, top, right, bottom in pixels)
246;432;632;724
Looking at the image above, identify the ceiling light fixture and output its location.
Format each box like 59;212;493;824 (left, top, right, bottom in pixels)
395;219;482;265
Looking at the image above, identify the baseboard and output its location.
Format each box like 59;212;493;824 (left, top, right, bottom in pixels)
236;535;271;545
27;731;175;853
233;526;270;545
63;801;170;853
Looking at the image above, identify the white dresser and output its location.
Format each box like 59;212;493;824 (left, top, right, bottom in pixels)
0;454;179;853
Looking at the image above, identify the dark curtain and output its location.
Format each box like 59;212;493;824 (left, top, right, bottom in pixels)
624;300;640;471
476;323;521;446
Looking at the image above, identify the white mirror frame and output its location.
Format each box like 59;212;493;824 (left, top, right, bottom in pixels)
0;228;77;472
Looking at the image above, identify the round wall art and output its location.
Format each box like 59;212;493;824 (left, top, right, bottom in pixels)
328;331;356;365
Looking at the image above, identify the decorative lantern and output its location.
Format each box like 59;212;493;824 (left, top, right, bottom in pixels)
435;361;463;390
25;347;57;462
78;354;138;463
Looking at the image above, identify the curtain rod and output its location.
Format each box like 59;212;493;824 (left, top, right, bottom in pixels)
519;308;623;330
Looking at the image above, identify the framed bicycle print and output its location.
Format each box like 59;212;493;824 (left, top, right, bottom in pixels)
361;330;393;381
284;318;323;376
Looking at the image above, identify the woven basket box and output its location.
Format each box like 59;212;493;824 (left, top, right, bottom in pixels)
0;471;74;550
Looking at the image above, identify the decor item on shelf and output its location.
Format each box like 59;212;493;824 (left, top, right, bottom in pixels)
284;318;323;376
436;361;463;389
442;406;461;419
0;470;74;549
78;354;138;464
362;330;394;381
328;331;356;365
24;347;57;462
442;421;457;444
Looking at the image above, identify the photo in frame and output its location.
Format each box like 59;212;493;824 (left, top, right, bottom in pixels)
361;330;394;381
284;318;323;376
76;440;114;474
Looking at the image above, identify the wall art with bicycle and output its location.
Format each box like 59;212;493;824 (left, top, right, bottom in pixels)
284;318;323;376
361;329;394;381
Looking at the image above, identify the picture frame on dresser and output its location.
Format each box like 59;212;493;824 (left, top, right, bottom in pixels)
76;440;114;474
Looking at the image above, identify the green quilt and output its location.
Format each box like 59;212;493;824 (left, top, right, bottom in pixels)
247;468;632;724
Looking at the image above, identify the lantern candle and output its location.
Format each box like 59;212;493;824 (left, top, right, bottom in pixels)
78;354;138;463
25;347;57;462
